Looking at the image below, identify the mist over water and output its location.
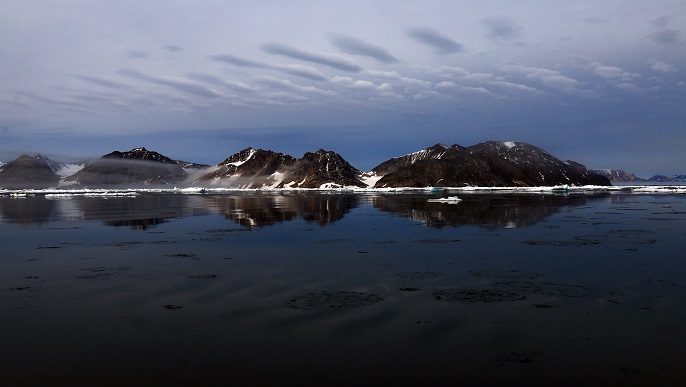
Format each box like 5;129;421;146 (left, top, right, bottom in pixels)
1;192;685;384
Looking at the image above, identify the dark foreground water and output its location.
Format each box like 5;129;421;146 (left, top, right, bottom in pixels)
1;192;685;385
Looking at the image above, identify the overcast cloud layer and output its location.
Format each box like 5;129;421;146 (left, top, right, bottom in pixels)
1;1;685;175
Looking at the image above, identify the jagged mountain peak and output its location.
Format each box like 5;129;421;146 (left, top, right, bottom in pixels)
198;147;364;188
31;154;65;173
102;147;176;164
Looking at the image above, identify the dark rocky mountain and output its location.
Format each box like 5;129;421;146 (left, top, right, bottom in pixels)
288;149;365;188
590;169;645;182
370;143;467;176
66;147;190;186
373;141;611;187
0;154;61;189
197;148;298;187
196;148;366;188
2;141;622;189
648;174;686;182
97;147;209;169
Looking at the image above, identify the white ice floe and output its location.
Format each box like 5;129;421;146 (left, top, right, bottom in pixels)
427;196;462;203
2;185;686;197
44;191;140;199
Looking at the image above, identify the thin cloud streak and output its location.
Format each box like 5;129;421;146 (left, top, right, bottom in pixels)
261;43;362;72
209;54;328;81
117;69;223;98
407;28;463;54
330;36;399;63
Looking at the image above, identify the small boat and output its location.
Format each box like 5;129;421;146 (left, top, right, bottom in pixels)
427;196;462;203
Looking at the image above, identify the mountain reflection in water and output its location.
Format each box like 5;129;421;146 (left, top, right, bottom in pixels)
2;191;685;384
0;192;619;229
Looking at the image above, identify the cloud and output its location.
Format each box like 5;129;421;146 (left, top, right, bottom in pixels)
261;43;362;72
209;54;264;68
330;36;398;63
127;50;148;59
499;64;580;92
593;65;640;80
277;64;329;82
407;28;463;54
163;45;183;52
9;90;91;112
649;30;679;45
435;82;497;98
209;54;328;81
75;75;131;90
331;76;393;92
649;60;677;74
613;82;642;93
187;73;257;92
584;17;610;24
253;76;338;99
482;17;521;42
649;16;673;28
117;69;222;98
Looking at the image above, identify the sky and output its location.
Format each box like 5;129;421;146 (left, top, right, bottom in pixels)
1;1;685;176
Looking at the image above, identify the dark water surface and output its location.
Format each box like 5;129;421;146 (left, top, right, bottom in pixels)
1;192;685;384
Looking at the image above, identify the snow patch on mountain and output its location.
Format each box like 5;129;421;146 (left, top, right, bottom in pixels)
358;172;384;187
55;163;85;177
228;148;256;167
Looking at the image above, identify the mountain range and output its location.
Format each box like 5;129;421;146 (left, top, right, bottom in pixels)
0;141;613;189
589;169;646;182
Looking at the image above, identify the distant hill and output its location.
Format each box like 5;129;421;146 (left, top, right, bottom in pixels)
371;141;610;188
589;169;645;182
647;174;686;182
1;141;620;189
65;147;191;186
0;155;61;189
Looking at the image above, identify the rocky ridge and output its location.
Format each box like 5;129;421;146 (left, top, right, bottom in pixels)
197;148;365;188
0;141;636;189
590;169;645;182
373;141;610;188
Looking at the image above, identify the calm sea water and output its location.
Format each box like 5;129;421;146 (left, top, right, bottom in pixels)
1;192;685;384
